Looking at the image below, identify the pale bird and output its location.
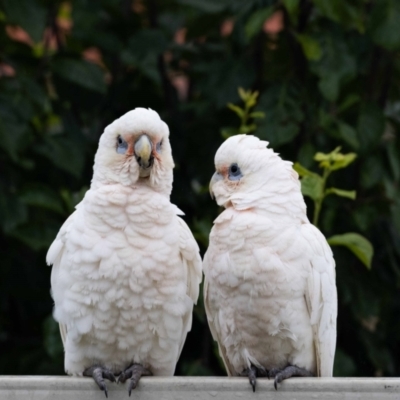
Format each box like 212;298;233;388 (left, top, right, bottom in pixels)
47;108;202;396
203;134;337;390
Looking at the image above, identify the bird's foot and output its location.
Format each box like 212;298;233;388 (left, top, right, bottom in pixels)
118;363;152;396
83;365;116;398
240;365;267;392
268;365;313;390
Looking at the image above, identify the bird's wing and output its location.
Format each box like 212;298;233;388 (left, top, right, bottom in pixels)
302;223;337;377
46;212;77;347
175;216;203;360
203;251;236;376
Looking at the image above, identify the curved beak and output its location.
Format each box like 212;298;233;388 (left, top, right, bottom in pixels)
209;171;222;200
134;135;153;171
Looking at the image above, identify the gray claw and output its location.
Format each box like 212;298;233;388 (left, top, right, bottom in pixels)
248;366;257;392
240;365;259;393
118;363;152;396
83;365;116;396
272;365;313;390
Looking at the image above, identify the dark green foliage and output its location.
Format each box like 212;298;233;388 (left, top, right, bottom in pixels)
0;0;399;377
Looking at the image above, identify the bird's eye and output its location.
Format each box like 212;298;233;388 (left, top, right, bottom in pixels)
156;140;163;153
228;163;242;181
116;135;128;154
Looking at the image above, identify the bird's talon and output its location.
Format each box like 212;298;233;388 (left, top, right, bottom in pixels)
119;363;152;395
244;365;257;393
83;365;115;396
271;365;313;390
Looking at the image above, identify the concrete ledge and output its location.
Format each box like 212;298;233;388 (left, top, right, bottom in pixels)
0;376;400;400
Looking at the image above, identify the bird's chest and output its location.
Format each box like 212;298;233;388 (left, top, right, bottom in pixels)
205;211;321;374
208;221;308;301
72;195;185;310
206;216;312;366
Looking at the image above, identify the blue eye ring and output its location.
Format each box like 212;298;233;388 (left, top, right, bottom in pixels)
116;135;128;154
228;163;242;181
156;140;163;153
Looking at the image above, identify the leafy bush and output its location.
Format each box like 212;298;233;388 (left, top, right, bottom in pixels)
0;0;399;377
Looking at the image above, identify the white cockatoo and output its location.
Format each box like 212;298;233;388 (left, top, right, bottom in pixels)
47;108;202;397
203;135;337;390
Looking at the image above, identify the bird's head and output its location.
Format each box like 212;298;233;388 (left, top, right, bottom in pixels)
92;108;174;195
209;135;304;214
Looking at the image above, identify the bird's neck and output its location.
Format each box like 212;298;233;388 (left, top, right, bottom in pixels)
229;186;308;224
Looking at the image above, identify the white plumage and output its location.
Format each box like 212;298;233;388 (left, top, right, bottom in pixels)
203;135;337;386
47;108;202;387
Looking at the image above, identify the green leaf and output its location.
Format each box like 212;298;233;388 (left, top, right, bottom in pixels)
296;34;322;61
338;94;361;113
52;59;107;94
122;30;169;84
357;103;385;153
238;87;249;102
192;56;256;108
9;223;59;251
293;162;318;177
0;118;30;161
298;143;317;168
318;109;335;131
255;84;304;148
3;0;47;42
318;74;340;102
246;92;259;108
245;6;274;39
331;153;357;170
249;111;265;119
328;233;374;269
35;136;85;178
310;32;356;102
282;0;300;25
20;187;65;214
314;147;341;161
368;0;400;51
314;148;357;171
300;174;324;201
360;156;384;189
239;123;257;133
325;188;356;200
312;0;364;32
337;122;359;149
227;103;245;118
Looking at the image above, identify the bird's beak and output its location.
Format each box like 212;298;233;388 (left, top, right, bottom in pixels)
209;171;222;200
134;135;154;173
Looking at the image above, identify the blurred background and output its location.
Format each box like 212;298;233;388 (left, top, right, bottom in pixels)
0;0;400;377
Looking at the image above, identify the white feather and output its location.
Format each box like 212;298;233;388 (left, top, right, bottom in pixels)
204;134;337;377
48;108;202;376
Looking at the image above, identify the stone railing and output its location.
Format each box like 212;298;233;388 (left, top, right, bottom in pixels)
1;376;399;399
